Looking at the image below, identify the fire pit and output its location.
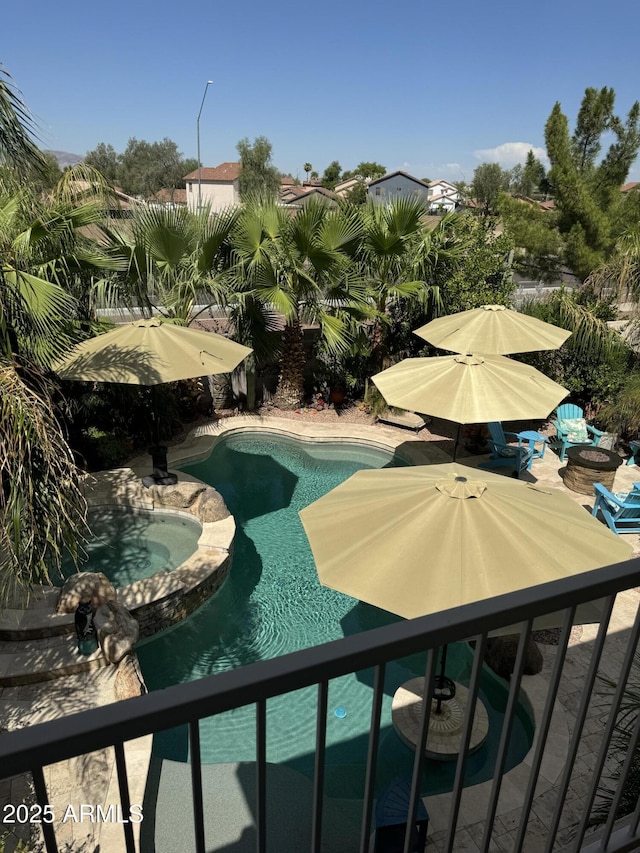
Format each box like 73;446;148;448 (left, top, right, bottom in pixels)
564;446;623;495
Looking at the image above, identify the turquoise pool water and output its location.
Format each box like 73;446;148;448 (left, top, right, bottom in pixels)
137;434;534;799
56;508;202;588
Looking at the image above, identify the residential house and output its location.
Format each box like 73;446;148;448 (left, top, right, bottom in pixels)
283;185;337;208
367;170;431;204
426;179;462;213
147;188;187;207
333;177;363;198
367;171;463;211
183;161;241;213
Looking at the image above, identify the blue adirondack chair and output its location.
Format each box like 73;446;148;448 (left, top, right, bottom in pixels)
551;403;604;463
478;422;532;478
592;482;640;535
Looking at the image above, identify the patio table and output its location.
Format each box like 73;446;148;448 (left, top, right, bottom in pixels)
516;429;548;470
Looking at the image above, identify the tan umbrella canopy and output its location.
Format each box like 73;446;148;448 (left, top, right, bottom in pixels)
371;353;568;424
54;318;252;384
414;304;571;355
299;464;632;621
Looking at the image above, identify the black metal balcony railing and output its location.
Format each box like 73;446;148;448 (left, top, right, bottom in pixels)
2;558;640;853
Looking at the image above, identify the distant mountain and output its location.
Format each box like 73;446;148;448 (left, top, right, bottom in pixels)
45;150;84;168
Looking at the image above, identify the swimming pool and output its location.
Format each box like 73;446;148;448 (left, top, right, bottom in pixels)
137;434;533;799
56;508;202;588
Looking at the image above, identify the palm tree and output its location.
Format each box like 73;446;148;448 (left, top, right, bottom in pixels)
303;162;312;183
357;197;457;370
0;64;44;172
99;202;238;324
0;69;94;607
227;198;368;408
588;225;640;305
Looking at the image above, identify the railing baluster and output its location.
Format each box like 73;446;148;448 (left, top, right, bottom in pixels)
311;680;328;853
515;606;575;850
403;649;436;853
573;599;640;851
256;699;267;853
481;620;532;853
113;740;136;853
31;766;59;853
544;594;616;853
188;720;206;853
445;633;488;853
360;663;386;853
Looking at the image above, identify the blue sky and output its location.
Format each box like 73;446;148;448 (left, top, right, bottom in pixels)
3;0;640;182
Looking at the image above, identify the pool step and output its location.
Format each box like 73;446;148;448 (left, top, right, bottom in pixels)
0;632;108;687
0;585;75;641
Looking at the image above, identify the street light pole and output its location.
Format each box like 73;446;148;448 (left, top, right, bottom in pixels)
197;80;213;214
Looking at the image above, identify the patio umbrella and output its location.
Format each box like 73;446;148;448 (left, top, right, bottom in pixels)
414;304;571;355
54;318;252;482
299;463;632;622
371;353;568;425
54;317;252;385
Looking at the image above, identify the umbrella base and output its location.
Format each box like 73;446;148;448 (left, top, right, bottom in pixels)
142;446;180;487
392;679;489;761
142;471;179;488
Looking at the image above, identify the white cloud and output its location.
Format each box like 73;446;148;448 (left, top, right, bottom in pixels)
473;142;549;168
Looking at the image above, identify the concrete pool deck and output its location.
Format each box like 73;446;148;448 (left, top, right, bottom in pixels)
1;415;640;851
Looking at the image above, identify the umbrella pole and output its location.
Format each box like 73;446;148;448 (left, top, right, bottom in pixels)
433;644;456;714
452;424;461;462
152;385;160;447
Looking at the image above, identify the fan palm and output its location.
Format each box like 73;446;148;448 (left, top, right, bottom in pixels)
227;198;369;408
357;198;457;368
101;202;238;324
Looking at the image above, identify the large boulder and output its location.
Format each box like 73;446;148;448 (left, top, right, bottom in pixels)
484;635;544;680
114;655;147;700
148;481;206;509
196;488;230;523
56;572;117;614
94;600;140;664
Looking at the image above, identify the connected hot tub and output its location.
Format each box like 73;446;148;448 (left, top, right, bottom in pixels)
55;507;202;589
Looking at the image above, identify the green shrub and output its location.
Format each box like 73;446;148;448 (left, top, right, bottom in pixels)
81;426;129;470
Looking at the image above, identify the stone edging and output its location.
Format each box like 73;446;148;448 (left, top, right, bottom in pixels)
126;414;452;477
0;469;235;645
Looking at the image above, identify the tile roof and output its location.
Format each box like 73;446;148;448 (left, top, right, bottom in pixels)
621;182;640;193
149;188;187;204
428;179;457;189
183;162;241;182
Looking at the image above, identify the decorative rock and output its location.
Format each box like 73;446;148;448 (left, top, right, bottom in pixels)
94;600;140;664
56;572;117;614
195;488;230;523
114;655;147;700
484;635;544;680
148;481;206;509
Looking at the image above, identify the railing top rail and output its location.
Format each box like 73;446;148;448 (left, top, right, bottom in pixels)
1;557;639;777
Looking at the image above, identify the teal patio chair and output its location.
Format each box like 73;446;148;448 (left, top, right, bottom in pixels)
478;424;532;478
486;421;547;471
592;482;640;535
551;403;604;463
